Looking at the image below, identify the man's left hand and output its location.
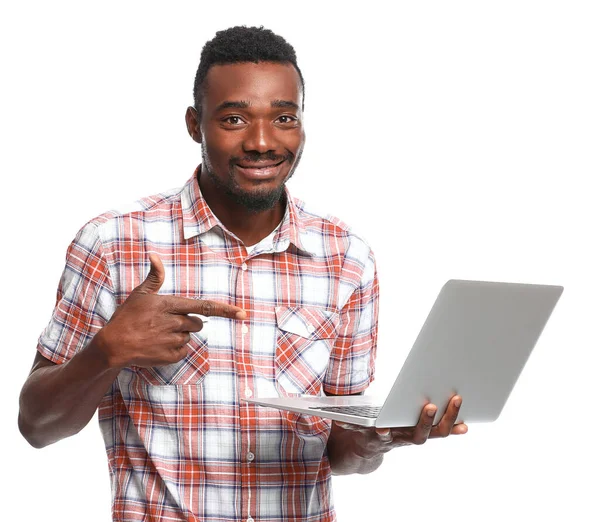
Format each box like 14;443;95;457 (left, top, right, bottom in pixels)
333;395;468;459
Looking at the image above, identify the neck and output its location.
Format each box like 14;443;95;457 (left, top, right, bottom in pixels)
198;168;286;246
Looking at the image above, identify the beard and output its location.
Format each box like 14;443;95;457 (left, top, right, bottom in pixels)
201;146;304;213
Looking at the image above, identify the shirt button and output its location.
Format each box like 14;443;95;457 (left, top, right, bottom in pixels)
246;452;255;462
307;325;315;334
242;324;249;334
245;388;253;398
247;518;254;522
241;262;248;271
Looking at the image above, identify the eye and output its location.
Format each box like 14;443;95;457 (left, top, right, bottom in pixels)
223;116;245;125
276;115;298;124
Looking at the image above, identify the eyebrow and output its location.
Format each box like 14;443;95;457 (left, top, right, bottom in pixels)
215;100;250;112
214;99;300;112
271;99;300;110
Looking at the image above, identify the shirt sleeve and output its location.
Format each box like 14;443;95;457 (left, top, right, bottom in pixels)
322;249;379;395
37;222;117;365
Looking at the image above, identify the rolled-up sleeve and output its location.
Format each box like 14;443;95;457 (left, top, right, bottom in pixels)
323;249;379;395
37;222;116;364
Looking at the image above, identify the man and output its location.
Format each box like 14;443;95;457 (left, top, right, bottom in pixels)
19;26;467;522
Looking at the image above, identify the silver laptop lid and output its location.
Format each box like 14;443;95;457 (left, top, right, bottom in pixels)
375;280;563;427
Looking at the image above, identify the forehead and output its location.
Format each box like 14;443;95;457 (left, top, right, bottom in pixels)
202;62;302;110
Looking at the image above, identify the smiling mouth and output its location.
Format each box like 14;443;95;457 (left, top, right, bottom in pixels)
236;159;286;169
234;159;287;180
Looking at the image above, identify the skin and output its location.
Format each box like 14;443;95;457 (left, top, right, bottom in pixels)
185;62;305;246
18;255;246;448
20;60;468;472
185;61;468;474
327;396;468;475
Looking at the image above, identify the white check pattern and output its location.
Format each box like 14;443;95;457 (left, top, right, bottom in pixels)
37;169;379;521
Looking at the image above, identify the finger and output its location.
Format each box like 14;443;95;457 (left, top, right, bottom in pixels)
389;427;414;441
135;254;165;294
451;423;468;435
410;404;437;445
431;396;462;438
375;428;393;443
171;332;191;347
167;344;189;364
165;297;247;320
333;421;363;431
173;315;205;333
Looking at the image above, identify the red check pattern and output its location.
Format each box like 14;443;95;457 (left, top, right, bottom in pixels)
37;168;379;522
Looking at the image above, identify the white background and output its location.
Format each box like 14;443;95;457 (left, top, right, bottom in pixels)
1;1;599;520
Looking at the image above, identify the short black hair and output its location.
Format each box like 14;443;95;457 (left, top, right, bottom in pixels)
193;26;305;114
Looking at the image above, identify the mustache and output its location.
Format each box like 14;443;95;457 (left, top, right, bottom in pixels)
229;150;294;167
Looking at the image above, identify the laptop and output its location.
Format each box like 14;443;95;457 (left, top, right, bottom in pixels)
244;279;563;427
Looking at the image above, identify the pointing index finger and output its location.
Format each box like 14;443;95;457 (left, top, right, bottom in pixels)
165;296;247;320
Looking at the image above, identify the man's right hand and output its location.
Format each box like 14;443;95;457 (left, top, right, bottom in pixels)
95;253;246;370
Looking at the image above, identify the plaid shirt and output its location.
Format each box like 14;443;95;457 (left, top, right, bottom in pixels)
37;169;379;522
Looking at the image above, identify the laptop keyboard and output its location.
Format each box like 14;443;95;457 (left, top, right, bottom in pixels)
308;405;382;418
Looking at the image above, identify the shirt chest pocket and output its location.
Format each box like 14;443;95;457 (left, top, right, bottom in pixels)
275;306;340;396
133;331;210;386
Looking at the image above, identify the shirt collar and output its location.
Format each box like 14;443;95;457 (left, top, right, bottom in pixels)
180;168;314;257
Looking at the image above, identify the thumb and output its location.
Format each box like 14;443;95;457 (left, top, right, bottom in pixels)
135;253;165;294
333;421;359;430
375;428;392;442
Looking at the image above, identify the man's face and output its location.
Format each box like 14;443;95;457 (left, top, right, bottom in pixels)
190;61;305;212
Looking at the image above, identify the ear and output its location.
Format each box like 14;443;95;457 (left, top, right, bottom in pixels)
185;106;202;144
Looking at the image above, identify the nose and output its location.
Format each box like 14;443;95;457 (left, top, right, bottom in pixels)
242;119;277;154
